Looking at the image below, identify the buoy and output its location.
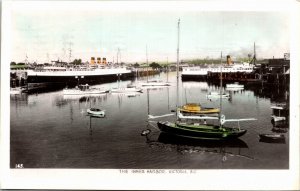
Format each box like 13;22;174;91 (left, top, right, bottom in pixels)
141;129;151;136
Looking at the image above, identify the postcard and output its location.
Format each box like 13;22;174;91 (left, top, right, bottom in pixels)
1;0;299;190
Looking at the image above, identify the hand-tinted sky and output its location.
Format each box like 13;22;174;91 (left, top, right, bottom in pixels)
10;1;290;63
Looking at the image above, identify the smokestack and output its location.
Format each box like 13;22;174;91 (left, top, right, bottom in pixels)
90;57;95;65
226;55;232;65
97;57;101;64
102;58;107;64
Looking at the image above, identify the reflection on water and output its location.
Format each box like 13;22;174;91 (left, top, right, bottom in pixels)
10;72;289;169
142;124;254;163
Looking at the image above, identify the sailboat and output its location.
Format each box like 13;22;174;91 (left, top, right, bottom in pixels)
140;46;170;87
110;77;143;93
206;65;230;99
155;19;256;140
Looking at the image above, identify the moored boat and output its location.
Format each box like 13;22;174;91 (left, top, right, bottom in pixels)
110;85;143;93
140;79;170;87
157;121;247;140
206;92;230;99
87;108;105;117
259;134;285;143
271;105;287;122
179;103;219;114
27;66;133;85
10;87;23;94
226;82;244;89
63;84;109;95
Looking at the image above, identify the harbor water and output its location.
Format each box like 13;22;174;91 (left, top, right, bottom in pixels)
10;72;289;169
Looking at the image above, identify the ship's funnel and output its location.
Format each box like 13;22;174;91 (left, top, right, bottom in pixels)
97;57;101;64
91;57;95;65
226;55;232;65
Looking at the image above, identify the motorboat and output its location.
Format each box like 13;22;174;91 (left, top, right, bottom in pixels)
271;105;287;122
87;108;105;117
63;84;109;95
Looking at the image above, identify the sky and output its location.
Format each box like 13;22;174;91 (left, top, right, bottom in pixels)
9;1;291;63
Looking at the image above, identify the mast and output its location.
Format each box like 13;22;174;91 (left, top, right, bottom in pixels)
176;19;180;120
254;42;256;65
146;45;149;82
166;57;169;83
219;52;223;127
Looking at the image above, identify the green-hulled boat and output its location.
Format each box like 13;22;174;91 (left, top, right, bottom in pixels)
157;121;247;140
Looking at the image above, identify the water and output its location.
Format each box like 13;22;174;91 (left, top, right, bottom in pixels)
10;72;289;169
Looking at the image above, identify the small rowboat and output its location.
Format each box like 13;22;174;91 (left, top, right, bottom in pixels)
87;108;105;117
259;134;285;143
179;103;220;114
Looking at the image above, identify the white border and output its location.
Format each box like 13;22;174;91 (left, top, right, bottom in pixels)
1;0;299;190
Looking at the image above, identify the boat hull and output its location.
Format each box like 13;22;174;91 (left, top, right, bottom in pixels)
157;121;247;140
271;115;286;122
140;82;170;86
157;132;248;148
63;89;108;95
206;94;230;99
110;88;143;93
179;103;220;114
27;71;134;86
259;134;285;143
87;109;105;117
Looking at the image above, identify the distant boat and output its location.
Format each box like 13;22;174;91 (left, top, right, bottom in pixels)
140;46;170;87
259;134;285;143
140;79;171;87
226;82;244;90
271;105;287;122
87;108;105;117
110;85;143;93
272;127;288;133
10;87;23;94
63;84;109;95
182;62;254;77
206;92;230;99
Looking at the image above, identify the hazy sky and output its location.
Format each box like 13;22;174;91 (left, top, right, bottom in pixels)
10;1;290;63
